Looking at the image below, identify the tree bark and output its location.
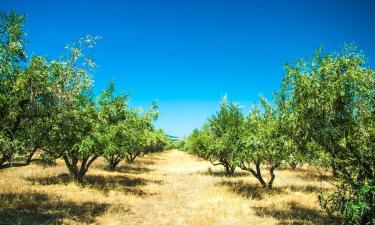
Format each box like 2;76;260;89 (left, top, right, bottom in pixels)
108;155;122;171
255;163;267;188
63;154;99;183
288;161;298;170
0;153;11;169
25;148;38;165
126;151;141;163
224;164;236;175
0;154;10;167
267;167;276;189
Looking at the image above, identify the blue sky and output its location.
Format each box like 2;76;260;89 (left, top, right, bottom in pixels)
2;0;375;137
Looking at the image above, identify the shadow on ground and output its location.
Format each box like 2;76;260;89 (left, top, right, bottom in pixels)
295;172;333;182
253;201;340;225
220;180;330;200
27;173;163;196
280;184;331;193
199;168;249;177
140;157;163;164
116;165;154;174
0;192;108;225
219;180;283;200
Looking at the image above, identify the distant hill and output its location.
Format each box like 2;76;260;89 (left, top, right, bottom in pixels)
167;135;182;142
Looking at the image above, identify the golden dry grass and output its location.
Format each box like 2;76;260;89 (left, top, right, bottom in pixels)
0;150;339;225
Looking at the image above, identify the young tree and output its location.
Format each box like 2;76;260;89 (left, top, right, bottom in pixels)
235;95;292;189
99;85;159;170
284;45;375;224
185;128;211;159
96;82;129;170
204;97;244;175
143;129;169;155
43;36;103;182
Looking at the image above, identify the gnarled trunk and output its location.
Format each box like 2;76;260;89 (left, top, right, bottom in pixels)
224;163;236;176
0;152;12;168
25;148;38;165
288;161;298;170
209;156;236;176
267;166;276;189
125;151;141;164
108;155;122;171
63;153;99;183
240;162;279;189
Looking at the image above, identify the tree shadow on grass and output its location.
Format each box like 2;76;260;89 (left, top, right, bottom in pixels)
27;173;162;196
0;192;108;225
219;180;283;200
116;164;154;174
295;172;333;182
84;174;149;196
253;201;340;225
220;180;330;201
280;184;331;193
139;156;163;164
199;168;249;177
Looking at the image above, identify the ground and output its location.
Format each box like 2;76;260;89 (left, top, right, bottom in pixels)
0;150;338;225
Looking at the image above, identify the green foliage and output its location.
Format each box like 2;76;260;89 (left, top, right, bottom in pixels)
185;94;295;187
0;11;26;166
143;129;169;154
319;179;375;225
184;128;211;159
98;83;162;170
284;44;375;224
235;94;292;188
205;97;244;175
0;12;55;167
0;10;161;181
42;35;102;182
185;97;244;175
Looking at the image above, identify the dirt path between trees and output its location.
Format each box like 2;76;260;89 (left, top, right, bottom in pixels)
0;150;336;225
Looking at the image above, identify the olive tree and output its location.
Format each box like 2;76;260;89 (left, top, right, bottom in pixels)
15;56;56;164
185;128;211;159
0;12;55;167
203;97;244;175
96;82;129;170
0;11;27;167
235;95;293;189
143;129;169;155
283;45;375;224
43;36;103;182
100;86;159;170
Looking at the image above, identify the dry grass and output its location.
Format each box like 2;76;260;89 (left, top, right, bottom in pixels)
0;150;339;225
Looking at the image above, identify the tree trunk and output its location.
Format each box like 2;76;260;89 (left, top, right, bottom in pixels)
25;148;38;165
63;154;82;183
267;167;276;189
63;154;99;183
255;163;267;188
223;163;236;175
288;162;298;170
126;152;141;163
0;154;11;169
239;162;267;188
0;154;8;166
0;152;12;168
108;155;121;171
229;165;236;175
109;161;118;171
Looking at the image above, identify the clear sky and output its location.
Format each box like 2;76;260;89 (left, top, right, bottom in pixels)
2;0;375;137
